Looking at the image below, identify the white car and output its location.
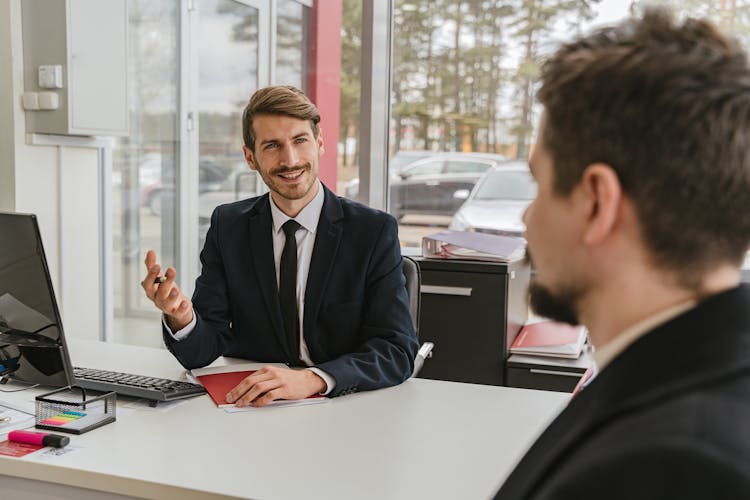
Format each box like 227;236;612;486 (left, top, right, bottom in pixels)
449;162;536;237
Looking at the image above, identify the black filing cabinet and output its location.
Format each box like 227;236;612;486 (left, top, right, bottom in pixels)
506;350;592;392
414;257;530;386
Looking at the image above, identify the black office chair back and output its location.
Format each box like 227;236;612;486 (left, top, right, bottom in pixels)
402;255;433;377
402;255;421;335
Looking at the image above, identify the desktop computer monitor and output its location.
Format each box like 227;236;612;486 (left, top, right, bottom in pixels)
0;212;75;387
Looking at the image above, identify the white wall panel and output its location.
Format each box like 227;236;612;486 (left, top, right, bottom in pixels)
59;146;100;340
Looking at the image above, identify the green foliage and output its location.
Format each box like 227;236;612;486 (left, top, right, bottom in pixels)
380;0;600;158
340;0;750;162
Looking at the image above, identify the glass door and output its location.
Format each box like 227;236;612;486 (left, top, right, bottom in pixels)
196;0;267;250
111;0;180;346
110;0;318;347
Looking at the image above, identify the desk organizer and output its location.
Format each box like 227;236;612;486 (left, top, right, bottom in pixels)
35;386;116;434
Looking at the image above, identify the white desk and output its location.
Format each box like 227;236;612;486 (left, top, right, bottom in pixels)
0;339;567;500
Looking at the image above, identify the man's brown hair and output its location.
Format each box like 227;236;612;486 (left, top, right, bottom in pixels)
242;85;321;151
538;8;750;286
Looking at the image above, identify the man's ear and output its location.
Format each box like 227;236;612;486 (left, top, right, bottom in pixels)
317;128;325;156
580;163;622;246
242;145;257;171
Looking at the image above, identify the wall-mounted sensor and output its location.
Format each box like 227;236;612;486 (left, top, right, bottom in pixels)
38;92;59;110
38;65;64;89
22;92;40;110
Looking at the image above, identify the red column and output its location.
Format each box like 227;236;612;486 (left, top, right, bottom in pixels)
307;0;342;192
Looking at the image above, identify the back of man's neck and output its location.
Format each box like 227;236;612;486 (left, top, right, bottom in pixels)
582;264;740;351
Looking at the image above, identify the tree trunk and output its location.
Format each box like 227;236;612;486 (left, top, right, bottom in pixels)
516;0;536;160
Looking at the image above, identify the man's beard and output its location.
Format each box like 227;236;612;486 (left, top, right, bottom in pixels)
528;281;581;326
263;161;315;200
525;249;582;326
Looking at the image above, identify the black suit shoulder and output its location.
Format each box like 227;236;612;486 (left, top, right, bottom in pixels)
535;374;750;500
496;286;750;500
337;194;393;219
210;195;265;221
325;194;397;235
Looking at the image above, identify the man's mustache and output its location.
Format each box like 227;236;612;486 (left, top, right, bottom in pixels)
272;163;311;176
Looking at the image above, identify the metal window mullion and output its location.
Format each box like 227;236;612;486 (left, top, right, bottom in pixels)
180;0;200;294
98;143;114;342
268;0;277;85
239;0;270;87
359;0;392;211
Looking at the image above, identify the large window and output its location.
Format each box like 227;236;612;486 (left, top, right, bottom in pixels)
110;0;337;348
276;0;310;89
388;0;750;246
112;0;180;346
108;0;750;347
197;0;264;249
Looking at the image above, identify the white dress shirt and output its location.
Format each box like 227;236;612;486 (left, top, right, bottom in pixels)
165;180;335;394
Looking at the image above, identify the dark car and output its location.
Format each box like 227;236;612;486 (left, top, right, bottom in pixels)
344;150;434;200
448;161;536;237
389;152;507;220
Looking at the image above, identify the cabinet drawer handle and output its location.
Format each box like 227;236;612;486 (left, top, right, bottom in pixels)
529;369;584;378
420;285;472;296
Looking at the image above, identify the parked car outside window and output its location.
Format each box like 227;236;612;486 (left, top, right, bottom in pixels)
344;150;434;201
389;152;507;221
448;161;536;237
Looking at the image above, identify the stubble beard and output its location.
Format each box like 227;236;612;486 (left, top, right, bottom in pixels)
263;161;317;201
525;248;582;326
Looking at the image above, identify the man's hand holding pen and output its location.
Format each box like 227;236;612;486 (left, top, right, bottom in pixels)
141;250;194;331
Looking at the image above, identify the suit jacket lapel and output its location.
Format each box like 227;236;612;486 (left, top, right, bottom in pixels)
497;285;750;499
247;195;292;360
303;186;343;359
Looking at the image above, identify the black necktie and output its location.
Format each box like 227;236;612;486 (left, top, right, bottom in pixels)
280;219;301;364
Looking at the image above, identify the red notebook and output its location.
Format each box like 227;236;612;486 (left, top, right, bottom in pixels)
510;321;587;359
190;363;327;409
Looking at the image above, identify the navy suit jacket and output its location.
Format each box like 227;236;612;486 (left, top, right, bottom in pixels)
163;185;419;397
495;284;750;499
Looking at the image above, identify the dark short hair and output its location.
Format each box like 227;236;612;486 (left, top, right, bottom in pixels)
242;85;321;151
538;8;750;286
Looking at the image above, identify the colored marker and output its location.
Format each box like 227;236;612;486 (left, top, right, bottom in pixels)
8;430;69;448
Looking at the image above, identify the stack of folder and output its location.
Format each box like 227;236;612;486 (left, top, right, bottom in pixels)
510;321;588;359
422;230;525;263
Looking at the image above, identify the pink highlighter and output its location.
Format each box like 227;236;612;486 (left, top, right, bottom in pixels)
8;430;69;448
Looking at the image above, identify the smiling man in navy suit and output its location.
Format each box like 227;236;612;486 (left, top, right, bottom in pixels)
495;8;750;500
141;86;418;407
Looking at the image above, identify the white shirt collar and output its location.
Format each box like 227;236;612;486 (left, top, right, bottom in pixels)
269;179;325;235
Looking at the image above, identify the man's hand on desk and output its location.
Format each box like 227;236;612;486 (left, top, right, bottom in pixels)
141;250;194;331
225;366;326;408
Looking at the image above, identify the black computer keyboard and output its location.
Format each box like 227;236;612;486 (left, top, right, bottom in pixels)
73;367;206;403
